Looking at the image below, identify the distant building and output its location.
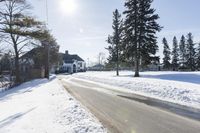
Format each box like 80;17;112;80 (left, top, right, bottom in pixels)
88;64;105;71
145;56;161;71
59;51;86;74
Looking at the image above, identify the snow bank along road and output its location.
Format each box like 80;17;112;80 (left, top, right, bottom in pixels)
60;75;200;133
73;71;200;110
0;78;106;133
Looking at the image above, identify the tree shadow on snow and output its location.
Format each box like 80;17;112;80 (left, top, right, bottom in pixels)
0;79;50;102
142;74;200;85
0;107;37;129
114;72;200;85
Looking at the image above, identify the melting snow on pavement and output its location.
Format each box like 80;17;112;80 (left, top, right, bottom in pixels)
73;71;200;109
0;78;106;133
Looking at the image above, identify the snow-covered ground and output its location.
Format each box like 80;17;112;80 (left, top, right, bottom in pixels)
73;71;200;109
0;78;106;133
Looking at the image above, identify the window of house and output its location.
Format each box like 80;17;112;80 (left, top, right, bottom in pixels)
79;63;82;67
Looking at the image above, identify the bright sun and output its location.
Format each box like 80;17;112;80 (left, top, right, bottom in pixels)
60;0;77;14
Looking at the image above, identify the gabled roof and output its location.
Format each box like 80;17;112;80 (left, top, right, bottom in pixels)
60;51;84;64
20;47;43;59
64;54;84;62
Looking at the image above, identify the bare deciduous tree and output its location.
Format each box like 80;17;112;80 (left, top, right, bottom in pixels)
0;0;43;83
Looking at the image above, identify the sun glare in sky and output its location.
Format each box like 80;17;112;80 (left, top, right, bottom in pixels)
60;0;77;14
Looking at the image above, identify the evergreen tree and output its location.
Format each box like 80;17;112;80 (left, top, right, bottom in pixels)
106;9;123;76
34;29;60;79
162;37;171;69
179;35;187;68
123;0;161;77
196;43;200;70
186;33;196;71
171;36;179;70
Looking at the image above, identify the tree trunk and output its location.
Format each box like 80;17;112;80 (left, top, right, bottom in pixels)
116;42;119;76
44;43;49;79
116;59;119;76
11;35;21;84
14;54;21;84
134;55;140;77
133;0;139;77
14;45;21;84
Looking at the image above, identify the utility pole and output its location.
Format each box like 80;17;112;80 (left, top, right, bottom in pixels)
43;41;50;79
98;53;101;65
45;0;49;24
87;58;90;67
45;0;50;79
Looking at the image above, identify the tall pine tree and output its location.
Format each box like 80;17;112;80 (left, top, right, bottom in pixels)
186;33;196;71
106;9;123;76
179;35;187;68
196;43;200;70
171;36;179;71
123;0;161;77
162;37;171;69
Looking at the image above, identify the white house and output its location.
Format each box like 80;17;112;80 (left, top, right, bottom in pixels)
59;51;86;74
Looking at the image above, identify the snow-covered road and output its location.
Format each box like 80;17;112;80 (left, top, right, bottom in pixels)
73;71;200;109
0;78;106;133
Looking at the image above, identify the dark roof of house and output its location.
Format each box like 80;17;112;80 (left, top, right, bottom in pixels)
60;52;84;64
20;47;43;59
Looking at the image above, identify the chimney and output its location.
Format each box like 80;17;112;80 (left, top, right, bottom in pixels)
65;50;69;55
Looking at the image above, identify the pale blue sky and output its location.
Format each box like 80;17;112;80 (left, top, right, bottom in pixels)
30;0;200;63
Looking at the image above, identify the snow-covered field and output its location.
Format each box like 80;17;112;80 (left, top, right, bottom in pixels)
0;78;106;133
73;71;200;109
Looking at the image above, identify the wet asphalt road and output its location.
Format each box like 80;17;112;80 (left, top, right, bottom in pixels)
60;76;200;133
